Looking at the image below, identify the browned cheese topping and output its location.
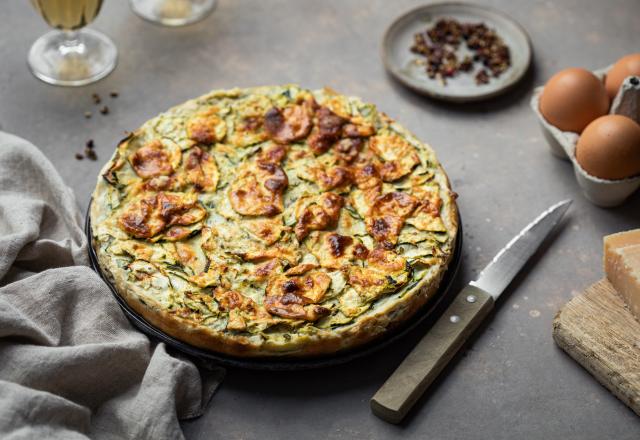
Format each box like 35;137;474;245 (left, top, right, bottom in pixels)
184;146;219;192
214;289;271;330
229;158;289;216
346;248;409;304
101;87;451;335
366;192;418;248
119;192;205;239
369;134;420;182
130;140;174;178
187;108;226;144
264;101;313;143
265;270;331;321
308;106;347;154
294;192;344;241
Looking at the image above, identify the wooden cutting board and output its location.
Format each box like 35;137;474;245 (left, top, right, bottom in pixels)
553;279;640;416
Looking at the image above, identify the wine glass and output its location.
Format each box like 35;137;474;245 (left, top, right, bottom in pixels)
130;0;216;27
28;0;117;86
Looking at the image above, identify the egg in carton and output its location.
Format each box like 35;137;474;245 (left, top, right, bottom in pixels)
531;68;640;207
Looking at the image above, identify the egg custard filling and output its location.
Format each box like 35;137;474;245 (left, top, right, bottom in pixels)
90;85;458;357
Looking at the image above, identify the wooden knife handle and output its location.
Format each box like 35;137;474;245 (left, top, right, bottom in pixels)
370;284;495;424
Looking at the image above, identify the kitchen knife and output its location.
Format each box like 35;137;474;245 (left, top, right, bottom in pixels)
370;199;572;424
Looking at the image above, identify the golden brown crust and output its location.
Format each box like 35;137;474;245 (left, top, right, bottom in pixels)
90;85;458;358
95;232;454;357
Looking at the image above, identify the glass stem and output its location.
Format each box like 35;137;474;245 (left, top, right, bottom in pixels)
60;30;81;53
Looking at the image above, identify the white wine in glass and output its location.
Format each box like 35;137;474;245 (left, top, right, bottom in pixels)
29;0;117;86
130;0;216;27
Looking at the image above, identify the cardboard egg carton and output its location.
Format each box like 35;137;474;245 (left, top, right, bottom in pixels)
530;66;640;207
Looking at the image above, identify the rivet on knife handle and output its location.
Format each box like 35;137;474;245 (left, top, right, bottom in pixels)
370;285;494;424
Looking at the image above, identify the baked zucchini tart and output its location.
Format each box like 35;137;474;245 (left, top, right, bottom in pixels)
90;85;458;357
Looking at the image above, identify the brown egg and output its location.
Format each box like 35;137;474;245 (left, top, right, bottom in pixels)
576;115;640;180
605;53;640;99
539;68;609;133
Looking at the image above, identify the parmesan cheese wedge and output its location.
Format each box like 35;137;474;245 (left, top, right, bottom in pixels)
604;229;640;321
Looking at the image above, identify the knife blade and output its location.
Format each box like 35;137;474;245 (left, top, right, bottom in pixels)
470;199;572;298
370;199;572;424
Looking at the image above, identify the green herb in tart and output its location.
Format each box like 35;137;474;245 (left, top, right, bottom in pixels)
89;85;459;358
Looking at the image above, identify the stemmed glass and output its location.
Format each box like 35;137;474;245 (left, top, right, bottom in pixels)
28;0;117;86
130;0;216;27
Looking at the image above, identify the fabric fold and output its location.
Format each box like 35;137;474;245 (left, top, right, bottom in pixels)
0;131;223;440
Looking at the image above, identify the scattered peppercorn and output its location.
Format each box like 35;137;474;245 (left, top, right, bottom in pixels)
92;93;101;104
411;18;511;85
84;111;92;119
109;91;119;98
75;153;84;160
475;69;490;85
85;149;98;160
459;56;473;72
99;105;110;115
86;139;95;149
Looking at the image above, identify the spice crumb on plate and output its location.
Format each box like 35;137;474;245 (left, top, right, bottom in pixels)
475;69;490;85
410;18;511;85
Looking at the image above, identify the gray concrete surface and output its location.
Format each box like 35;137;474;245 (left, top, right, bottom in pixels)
1;1;639;438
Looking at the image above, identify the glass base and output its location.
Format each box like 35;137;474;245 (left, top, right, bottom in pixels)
28;28;117;87
130;0;217;27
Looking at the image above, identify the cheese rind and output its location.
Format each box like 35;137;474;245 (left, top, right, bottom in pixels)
604;229;640;255
604;229;640;321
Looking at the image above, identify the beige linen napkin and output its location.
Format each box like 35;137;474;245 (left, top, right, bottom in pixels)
0;132;224;440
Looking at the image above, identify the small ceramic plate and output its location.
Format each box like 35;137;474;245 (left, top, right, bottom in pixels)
382;2;532;102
